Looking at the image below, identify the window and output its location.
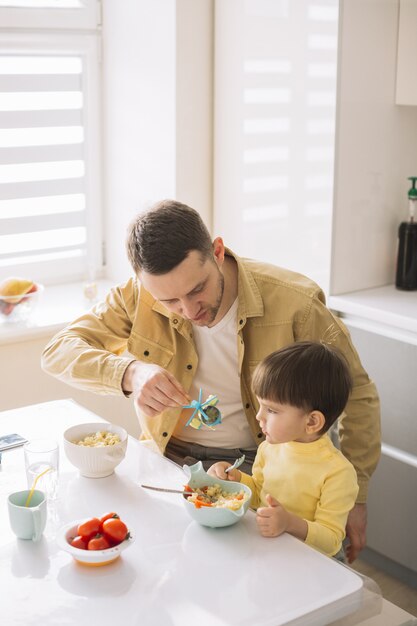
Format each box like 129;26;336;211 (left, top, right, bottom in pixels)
0;1;99;30
213;0;339;292
0;1;102;285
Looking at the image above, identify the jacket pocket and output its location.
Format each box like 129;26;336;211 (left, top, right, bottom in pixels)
127;334;174;368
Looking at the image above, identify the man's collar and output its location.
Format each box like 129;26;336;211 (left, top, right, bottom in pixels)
224;247;264;320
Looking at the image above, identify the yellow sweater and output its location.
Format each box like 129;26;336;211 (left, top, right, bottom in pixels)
240;435;359;557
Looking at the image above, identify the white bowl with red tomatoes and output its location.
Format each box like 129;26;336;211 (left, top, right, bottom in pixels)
56;512;133;566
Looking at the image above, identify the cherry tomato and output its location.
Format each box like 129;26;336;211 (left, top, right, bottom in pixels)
77;517;101;540
87;534;111;551
102;518;128;545
70;535;88;550
99;512;119;532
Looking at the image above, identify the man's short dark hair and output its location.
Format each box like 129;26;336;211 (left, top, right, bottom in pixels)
126;200;213;275
252;341;352;434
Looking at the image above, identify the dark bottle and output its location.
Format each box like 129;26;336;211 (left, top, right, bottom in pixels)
395;177;417;291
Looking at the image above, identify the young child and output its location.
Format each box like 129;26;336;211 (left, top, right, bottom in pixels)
208;341;359;558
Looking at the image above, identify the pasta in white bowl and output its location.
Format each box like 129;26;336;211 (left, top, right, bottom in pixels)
63;422;128;478
74;431;121;447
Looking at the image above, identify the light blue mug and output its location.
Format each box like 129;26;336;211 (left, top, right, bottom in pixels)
7;489;47;542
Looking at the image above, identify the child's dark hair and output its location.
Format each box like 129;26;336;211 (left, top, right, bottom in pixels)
252;341;352;434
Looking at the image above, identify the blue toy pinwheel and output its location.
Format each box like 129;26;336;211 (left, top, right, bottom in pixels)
183;388;222;429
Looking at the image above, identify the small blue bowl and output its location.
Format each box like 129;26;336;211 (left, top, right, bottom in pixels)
183;461;252;528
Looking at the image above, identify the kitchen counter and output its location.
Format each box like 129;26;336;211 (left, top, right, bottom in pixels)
328;285;417;342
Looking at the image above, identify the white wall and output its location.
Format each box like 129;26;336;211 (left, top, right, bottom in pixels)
330;0;417;295
101;0;177;284
176;0;213;225
0;333;140;436
102;0;213;284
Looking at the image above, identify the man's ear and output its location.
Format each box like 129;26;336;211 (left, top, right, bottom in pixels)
305;410;326;435
212;237;225;266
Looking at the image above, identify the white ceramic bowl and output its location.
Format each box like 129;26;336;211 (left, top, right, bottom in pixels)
56;520;134;566
63;422;128;478
183;461;252;528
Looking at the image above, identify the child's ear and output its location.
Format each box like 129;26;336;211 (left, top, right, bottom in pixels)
305;410;325;434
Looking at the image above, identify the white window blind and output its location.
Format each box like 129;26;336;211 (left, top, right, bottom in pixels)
0;0;99;30
213;0;339;292
0;29;101;284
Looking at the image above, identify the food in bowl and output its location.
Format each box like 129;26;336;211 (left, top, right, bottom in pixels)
74;431;121;447
185;484;249;510
182;461;252;528
0;277;43;323
69;512;129;550
57;513;133;566
63;422;128;478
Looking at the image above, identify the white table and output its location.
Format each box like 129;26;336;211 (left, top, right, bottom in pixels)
0;400;374;626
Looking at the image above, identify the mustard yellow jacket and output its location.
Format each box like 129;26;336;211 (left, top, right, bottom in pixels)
41;250;380;502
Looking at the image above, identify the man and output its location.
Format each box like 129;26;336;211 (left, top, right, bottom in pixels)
42;199;381;562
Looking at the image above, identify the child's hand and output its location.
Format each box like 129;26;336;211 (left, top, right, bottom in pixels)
256;494;290;538
207;462;241;482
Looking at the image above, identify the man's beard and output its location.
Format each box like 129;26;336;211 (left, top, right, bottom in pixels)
202;271;225;326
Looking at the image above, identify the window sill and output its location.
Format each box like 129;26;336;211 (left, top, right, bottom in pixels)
0;279;114;346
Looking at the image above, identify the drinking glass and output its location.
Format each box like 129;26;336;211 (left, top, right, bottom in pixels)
24;439;59;500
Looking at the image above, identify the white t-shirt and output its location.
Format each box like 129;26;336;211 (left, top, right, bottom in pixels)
174;298;256;449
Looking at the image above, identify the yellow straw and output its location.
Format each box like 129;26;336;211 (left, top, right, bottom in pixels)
25;467;52;507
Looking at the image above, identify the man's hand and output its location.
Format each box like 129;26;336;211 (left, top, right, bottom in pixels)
345;503;367;563
122;361;190;417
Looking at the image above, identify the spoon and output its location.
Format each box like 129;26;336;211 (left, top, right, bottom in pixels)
141;484;216;503
25;466;52;507
225;454;245;474
141;484;193;496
